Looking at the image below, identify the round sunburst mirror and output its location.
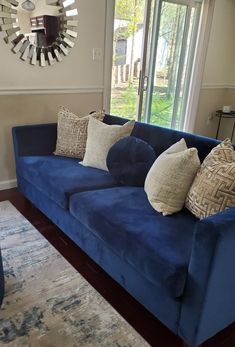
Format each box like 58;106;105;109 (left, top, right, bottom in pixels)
0;0;78;66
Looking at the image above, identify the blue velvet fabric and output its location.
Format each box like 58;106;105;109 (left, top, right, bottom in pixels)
18;155;118;209
107;136;156;186
12;117;235;347
179;207;235;346
17;175;182;334
104;115;222;162
12;124;57;157
69;187;198;298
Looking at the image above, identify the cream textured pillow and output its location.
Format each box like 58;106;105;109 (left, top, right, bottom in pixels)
186;139;235;219
144;139;200;216
54;106;104;159
82;117;135;171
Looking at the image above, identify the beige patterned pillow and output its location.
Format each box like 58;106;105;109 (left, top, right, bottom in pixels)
186;139;235;219
54;106;104;159
82;117;135;171
144;139;200;216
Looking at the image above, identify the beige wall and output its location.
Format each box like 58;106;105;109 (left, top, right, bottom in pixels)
202;0;235;87
194;88;226;138
0;94;102;185
195;87;235;140
0;0;106;186
224;89;235;110
31;1;61;17
0;0;105;90
17;10;31;34
195;0;235;139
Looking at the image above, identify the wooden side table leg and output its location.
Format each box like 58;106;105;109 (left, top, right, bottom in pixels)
216;114;222;139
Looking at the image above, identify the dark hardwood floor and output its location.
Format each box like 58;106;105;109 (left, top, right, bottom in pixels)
1;188;235;347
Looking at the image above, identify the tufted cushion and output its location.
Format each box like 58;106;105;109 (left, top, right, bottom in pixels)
107;136;156;186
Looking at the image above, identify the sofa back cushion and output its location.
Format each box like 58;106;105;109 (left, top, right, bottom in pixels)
104;115;221;162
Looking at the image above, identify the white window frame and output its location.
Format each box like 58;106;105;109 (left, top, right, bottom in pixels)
103;0;115;113
183;0;215;132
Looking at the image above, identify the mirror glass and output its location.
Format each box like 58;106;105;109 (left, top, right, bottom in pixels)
17;1;61;48
0;0;78;66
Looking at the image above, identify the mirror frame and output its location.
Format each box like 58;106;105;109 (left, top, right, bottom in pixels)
0;0;78;66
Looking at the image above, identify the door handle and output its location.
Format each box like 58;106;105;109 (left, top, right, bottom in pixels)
143;75;148;91
137;70;142;95
138;72;149;95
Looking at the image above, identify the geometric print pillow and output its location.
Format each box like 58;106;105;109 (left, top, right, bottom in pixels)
186;138;235;219
54;106;104;159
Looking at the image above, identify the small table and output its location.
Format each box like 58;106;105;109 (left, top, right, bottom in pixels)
216;110;235;141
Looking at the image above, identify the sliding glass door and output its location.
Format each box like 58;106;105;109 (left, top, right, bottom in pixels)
110;0;202;130
110;0;148;119
143;0;202;129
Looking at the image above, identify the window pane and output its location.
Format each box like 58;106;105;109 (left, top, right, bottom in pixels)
110;0;146;119
145;0;201;130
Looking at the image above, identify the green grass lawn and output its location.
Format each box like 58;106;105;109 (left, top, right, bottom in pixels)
110;84;175;128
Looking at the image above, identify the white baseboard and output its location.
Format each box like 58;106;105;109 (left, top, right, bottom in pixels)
0;179;17;191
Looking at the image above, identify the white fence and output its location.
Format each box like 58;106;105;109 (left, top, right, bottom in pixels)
112;61;141;86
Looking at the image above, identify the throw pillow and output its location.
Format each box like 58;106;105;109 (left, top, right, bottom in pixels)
82;117;135;171
106;136;156;186
186;138;235;219
54;106;104;159
144;139;200;216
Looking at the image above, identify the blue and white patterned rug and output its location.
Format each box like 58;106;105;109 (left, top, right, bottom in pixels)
0;201;149;347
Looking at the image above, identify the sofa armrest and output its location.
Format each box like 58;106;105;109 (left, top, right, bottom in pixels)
12;123;57;158
179;207;235;346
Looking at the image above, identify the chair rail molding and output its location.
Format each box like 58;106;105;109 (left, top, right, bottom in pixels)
0;86;104;96
201;83;235;90
103;0;115;112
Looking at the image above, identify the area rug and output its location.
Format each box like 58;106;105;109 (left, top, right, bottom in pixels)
0;201;149;347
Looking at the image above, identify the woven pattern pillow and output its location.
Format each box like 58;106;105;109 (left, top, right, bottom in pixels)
144;139;200;216
82;117;135;171
186;139;235;219
54;106;104;159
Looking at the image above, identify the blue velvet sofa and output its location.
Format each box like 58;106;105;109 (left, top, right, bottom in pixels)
12;114;235;347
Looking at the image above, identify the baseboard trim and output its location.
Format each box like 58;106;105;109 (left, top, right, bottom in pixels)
0;179;17;191
0;87;104;96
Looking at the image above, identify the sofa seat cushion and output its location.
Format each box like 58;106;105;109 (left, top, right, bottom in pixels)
69;187;198;298
18;155;118;209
